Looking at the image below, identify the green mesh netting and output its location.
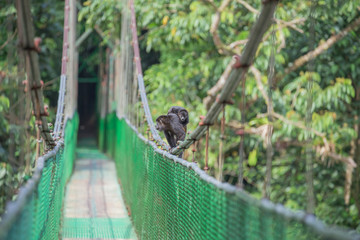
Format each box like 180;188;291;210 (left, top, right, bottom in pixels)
0;113;79;240
1;112;356;240
109;117;355;240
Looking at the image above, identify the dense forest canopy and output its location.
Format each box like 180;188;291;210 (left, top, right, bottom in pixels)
1;0;360;231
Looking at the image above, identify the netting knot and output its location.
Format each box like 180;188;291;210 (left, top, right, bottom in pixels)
43;105;50;116
22;80;28;92
199;116;213;126
232;55;251;69
35;120;42;126
31;80;44;90
215;95;234;105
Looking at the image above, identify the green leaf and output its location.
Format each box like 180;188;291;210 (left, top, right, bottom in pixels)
0;168;6;179
248;149;257;166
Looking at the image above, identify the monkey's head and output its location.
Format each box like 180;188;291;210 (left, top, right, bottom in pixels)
168;106;189;125
177;110;189;125
155;115;170;131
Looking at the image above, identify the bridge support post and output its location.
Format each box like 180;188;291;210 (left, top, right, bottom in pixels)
64;0;78;121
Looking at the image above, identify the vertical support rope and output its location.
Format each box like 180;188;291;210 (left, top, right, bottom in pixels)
54;75;66;139
263;22;276;199
238;78;246;188
128;0;169;150
54;0;70;139
192;141;197;163
305;0;316;214
204;126;210;171
218;104;226;181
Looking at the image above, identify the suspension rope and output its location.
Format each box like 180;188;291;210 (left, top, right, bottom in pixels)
54;0;70;139
129;0;169;150
218;104;226;181
238;75;246;188
305;0;316;214
263;21;276;199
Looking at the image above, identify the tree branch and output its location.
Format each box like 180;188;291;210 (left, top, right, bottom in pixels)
199;0;217;11
252;66;357;168
237;0;305;34
206;0;237;55
203;58;234;109
228;39;248;49
219;0;231;12
276;15;360;85
237;0;258;14
0;29;17;51
203;3;307;101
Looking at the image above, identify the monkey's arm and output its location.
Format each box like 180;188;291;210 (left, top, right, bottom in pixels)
173;127;185;159
164;131;176;148
174;126;186;143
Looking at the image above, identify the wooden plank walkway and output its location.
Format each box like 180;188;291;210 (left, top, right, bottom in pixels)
62;147;136;239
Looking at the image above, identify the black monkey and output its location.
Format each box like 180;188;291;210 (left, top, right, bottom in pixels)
155;113;186;148
156;113;186;158
167;106;189;133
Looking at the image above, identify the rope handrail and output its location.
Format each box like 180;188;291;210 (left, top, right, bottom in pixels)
171;0;278;155
128;0;169;150
0;141;63;238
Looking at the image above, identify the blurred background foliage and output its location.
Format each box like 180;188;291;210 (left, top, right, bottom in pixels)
1;0;360;231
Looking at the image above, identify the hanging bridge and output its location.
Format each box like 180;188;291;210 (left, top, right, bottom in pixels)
0;0;359;239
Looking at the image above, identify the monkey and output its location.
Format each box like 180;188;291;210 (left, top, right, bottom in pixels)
167;106;189;134
155;113;186;157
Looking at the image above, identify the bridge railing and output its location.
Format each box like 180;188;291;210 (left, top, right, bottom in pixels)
0;114;79;240
95;116;358;240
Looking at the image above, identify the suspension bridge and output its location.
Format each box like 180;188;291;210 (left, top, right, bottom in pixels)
0;0;359;239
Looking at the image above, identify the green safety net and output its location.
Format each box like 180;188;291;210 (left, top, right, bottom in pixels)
0;113;79;240
1;111;357;240
104;115;356;240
